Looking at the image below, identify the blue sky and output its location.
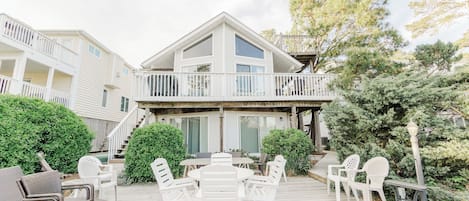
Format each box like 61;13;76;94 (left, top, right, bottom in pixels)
1;0;467;67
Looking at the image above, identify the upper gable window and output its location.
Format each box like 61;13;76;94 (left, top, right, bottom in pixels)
183;35;212;59
235;35;264;59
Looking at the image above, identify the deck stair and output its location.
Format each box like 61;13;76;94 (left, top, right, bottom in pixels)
107;106;149;161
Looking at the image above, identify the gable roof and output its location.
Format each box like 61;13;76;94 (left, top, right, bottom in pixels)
141;12;303;71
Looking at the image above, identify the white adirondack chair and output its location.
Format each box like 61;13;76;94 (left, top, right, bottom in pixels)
199;165;240;201
77;156;117;201
348;156;389;201
151;158;197;201
245;155;286;201
211;153;233;166
327;154;360;201
265;155;288;182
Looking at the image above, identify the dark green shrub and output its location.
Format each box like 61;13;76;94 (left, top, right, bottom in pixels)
323;72;469;198
125;123;186;183
262;128;314;175
0;95;94;173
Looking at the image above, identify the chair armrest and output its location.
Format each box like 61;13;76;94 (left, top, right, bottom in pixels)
26;193;62;201
62;183;94;201
99;164;113;172
247;175;271;182
328;165;345;176
246;180;278;187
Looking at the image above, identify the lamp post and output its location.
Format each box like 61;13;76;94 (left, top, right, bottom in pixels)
406;120;427;200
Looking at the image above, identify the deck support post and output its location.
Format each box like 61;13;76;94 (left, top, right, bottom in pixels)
144;107;150;125
291;106;298;129
313;110;322;152
219;107;224;152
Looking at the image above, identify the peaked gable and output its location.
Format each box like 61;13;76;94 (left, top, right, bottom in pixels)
141;12;302;71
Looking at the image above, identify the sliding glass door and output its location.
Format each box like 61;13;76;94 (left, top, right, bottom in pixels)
236;64;265;96
239;116;276;153
170;117;208;154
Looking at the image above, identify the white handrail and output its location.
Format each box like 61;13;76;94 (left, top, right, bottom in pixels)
107;105;146;160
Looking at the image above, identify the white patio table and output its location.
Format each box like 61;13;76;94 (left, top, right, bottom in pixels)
188;165;254;198
180;157;254;176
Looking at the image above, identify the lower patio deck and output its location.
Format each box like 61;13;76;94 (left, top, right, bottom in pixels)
99;176;347;201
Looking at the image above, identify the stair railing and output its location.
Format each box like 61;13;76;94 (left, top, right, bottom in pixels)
107;105;146;160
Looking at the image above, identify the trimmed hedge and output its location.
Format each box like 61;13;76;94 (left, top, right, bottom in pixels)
124;123;186;183
262;128;314;175
0;95;94;173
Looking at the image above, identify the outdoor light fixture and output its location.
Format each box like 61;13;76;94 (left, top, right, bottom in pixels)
406;120;427;200
406;120;418;137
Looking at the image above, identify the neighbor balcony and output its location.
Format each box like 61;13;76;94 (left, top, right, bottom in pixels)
0;14;78;67
0;74;71;108
134;71;337;102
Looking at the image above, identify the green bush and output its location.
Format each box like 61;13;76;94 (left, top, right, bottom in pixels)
0;95;94;173
125;123;186;183
262;128;314;175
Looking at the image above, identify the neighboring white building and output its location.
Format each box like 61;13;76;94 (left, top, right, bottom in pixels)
0;14;135;152
108;12;337;159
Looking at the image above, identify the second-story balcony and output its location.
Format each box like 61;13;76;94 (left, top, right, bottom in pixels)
134;72;337;102
0;14;78;67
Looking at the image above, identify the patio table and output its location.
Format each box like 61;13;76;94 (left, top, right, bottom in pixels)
188;165;254;198
180;157;254;176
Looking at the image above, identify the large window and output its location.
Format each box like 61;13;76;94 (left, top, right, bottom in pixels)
170;117;208;154
183;35;212;59
240;116;276;153
235;35;264;59
181;64;211;96
120;96;129;112
236;64;265;96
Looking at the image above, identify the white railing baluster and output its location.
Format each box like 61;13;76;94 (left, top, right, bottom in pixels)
134;71;336;101
107;106;147;160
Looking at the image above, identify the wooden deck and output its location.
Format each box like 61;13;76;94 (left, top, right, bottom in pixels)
99;176;347;201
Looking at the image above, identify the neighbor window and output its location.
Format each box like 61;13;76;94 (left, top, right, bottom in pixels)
183;35;212;59
122;67;129;75
102;89;107;107
235;35;264;59
120;96;129;112
88;44;101;58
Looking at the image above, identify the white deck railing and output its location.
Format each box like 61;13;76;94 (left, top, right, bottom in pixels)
134;72;336;102
274;34;316;54
0;14;78;66
0;75;71;107
107;106;146;160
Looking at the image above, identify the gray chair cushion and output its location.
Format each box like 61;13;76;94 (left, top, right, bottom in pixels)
20;170;62;195
0;166;24;201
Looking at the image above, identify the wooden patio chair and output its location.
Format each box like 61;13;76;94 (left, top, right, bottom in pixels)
245;158;285;201
151;158;196;201
265;155;288;182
